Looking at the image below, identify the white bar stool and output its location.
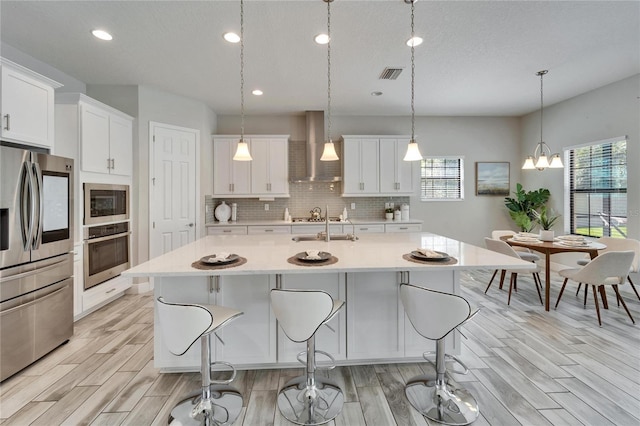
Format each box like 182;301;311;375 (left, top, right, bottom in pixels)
156;296;243;426
270;289;345;425
400;284;479;426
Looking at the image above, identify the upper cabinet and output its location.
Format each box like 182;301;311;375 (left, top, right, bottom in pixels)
342;135;415;197
1;58;61;149
379;137;414;194
56;93;133;176
213;135;289;198
342;137;380;196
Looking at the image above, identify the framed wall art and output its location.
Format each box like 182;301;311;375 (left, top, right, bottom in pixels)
475;162;510;196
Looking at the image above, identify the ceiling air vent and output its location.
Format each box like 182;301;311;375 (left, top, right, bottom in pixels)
379;67;403;80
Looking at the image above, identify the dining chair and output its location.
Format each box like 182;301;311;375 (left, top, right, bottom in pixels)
483;237;543;305
575;237;640;302
491;230;541;262
556;250;635;326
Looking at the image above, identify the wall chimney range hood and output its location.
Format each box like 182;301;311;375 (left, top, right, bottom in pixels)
290;111;342;183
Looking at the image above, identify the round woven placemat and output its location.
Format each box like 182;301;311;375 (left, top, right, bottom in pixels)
402;253;458;265
191;256;247;270
287;255;339;267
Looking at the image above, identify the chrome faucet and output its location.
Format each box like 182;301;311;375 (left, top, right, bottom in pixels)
324;204;330;242
345;218;357;241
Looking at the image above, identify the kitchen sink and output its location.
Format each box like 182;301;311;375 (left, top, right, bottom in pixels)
292;234;358;242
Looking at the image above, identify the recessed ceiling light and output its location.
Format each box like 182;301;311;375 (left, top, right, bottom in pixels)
314;33;330;45
371;91;383;97
406;36;423;47
252;89;263;96
91;29;113;41
223;32;240;43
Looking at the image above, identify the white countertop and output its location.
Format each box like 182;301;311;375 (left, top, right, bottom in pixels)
124;232;534;277
205;219;422;227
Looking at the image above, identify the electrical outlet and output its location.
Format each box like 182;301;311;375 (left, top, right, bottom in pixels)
264;203;269;211
351;203;356;210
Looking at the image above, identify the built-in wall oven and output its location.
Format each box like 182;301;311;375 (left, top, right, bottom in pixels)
83;221;130;290
83;183;129;225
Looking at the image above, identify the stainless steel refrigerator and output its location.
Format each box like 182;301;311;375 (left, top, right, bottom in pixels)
0;144;74;381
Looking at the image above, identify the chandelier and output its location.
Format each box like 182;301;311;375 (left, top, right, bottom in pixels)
522;70;562;170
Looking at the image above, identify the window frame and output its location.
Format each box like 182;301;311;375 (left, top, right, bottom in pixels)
419;156;465;202
563;136;627;238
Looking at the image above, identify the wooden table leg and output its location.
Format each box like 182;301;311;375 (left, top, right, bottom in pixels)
545;252;551;311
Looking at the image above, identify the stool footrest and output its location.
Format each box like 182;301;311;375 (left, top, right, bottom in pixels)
422;351;470;375
210;361;238;385
296;349;337;371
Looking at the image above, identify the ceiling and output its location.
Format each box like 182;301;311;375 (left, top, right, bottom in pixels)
1;1;638;117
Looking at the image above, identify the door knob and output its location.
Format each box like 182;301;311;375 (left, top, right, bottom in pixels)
187;223;194;227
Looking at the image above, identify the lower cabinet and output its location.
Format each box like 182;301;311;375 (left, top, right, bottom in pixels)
215;274;277;365
82;274;132;314
207;226;247;235
346;272;405;360
153;270;459;370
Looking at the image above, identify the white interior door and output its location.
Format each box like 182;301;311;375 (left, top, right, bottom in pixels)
150;122;198;259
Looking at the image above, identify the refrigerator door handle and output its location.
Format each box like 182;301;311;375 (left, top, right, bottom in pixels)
32;162;43;249
19;161;35;251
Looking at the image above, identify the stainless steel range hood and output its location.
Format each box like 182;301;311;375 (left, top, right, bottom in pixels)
290;111;341;183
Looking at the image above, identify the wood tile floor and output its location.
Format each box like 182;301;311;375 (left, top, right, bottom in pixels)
1;269;639;425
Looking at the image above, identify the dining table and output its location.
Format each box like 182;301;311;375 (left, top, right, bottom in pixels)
504;236;607;311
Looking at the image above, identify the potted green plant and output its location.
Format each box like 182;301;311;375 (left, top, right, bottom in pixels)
504;183;550;231
385;207;394;221
532;205;560;241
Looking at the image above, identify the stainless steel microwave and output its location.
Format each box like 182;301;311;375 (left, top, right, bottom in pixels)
83;183;129;225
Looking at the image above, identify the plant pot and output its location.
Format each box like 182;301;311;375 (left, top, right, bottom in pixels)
385;212;393;221
539;230;555;241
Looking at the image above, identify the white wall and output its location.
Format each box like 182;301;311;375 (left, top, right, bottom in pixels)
218;114;522;245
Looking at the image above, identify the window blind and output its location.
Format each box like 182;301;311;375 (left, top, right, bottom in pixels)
568;137;627;237
421;157;464;200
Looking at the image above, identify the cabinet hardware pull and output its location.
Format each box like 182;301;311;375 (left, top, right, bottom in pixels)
105;288;116;294
265;229;273;232
400;227;408;230
3;114;10;131
111;158;115;169
107;158;111;169
223;230;232;233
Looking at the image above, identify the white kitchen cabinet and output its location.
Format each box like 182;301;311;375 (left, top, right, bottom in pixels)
154;274;277;368
351;224;385;233
342;137;379;196
207;226;248;235
82;274;132;314
247;225;291;235
346;271;405;359
212;137;252;196
291;224;343;234
215;275;277;365
213;135;289;198
1;58;61;149
279;273;347;363
379;137;415;195
55;93;133;176
385;223;422;233
73;243;84;319
250;137;289;197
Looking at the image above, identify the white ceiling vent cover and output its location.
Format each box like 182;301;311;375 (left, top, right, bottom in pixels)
379;67;403;80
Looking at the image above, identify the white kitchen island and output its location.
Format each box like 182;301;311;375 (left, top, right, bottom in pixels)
124;232;534;372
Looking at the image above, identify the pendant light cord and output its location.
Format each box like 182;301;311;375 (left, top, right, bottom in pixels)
538;70;545;148
240;0;245;140
410;0;415;142
326;0;332;143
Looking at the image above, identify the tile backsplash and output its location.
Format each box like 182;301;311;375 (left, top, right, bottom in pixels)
206;139;410;223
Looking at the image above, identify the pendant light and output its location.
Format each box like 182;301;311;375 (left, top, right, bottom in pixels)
233;0;252;161
522;70;563;170
320;0;339;161
403;0;423;162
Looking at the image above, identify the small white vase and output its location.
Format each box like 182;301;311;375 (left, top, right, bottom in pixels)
539;230;555;241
